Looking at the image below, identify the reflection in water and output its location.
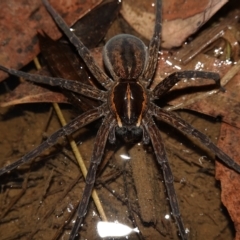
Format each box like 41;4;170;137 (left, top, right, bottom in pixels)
97;221;139;238
164;214;170;219
120;154;131;160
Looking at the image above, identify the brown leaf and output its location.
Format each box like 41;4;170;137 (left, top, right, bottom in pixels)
0;82;68;107
216;124;240;239
121;0;227;48
0;0;102;82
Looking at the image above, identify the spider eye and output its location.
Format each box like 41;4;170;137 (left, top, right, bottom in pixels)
103;34;147;80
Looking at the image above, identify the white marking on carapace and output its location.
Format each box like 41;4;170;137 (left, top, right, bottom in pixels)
126;84;132;121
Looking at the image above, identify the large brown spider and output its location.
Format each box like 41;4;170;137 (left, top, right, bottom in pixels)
0;0;240;239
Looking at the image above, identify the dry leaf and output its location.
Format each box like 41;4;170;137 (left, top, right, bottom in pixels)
0;0;102;82
216;124;240;239
0;81;67;107
121;0;227;48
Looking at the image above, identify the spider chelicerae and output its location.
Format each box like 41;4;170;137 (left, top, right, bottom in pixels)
0;0;240;239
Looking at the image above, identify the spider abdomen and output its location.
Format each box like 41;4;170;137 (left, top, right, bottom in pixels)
103;34;147;79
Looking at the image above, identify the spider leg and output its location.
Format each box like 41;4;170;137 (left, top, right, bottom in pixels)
0;104;107;176
151;103;240;173
142;114;187;240
69;114;116;240
141;0;162;86
0;65;107;101
152;71;223;98
42;0;113;90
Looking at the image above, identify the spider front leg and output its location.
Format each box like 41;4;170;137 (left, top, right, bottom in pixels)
0;65;107;101
0;105;107;176
152;71;223;98
141;0;162;85
143;115;188;240
42;0;113;89
151;103;240;173
69;114;116;240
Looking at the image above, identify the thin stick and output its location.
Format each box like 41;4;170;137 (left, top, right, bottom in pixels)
33;57;107;221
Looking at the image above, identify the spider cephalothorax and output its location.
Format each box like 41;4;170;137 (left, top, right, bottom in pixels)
0;0;240;239
105;34;149;132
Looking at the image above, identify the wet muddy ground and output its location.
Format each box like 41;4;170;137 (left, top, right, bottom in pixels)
0;82;235;240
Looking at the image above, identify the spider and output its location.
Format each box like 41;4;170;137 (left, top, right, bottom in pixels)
0;0;240;239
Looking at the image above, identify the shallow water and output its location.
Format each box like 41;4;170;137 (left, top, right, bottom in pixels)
0;92;234;239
